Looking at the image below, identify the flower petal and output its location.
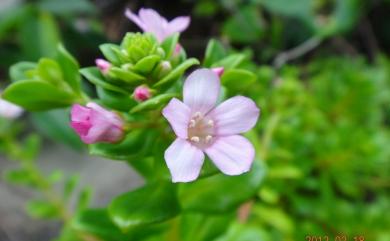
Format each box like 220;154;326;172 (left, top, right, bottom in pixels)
138;8;168;41
165;138;204;182
208;96;260;136
71;104;91;122
167;16;190;34
183;68;220;114
162;98;191;139
125;8;146;31
205;135;255;175
83;124;123;144
87;102;123;127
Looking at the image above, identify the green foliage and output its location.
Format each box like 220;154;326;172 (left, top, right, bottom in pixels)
3;45;84;111
109;181;180;231
179;161;265;213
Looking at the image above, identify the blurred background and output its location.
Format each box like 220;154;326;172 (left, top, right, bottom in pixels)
0;0;389;240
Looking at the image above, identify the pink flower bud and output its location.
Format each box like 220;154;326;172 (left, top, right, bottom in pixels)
211;67;224;77
173;44;182;57
95;59;111;74
133;86;152;102
70;103;124;144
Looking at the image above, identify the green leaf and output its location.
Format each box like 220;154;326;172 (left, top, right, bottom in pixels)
26;200;59;219
154;58;200;87
99;43;122;66
31;109;84;150
130;93;178;114
89;130;147;160
64;175;79;200
109;181;180;231
4;169;34;186
222;5;264;43
19;11;60;60
9;62;37;82
3;80;76;111
203;39;227;67
76;187;93;211
37;58;64;86
179;161;266;213
221;69;257;92
80;67;128;94
96;87;136;112
214;222;268;241
161;33;179;58
180;213;234;241
109;67;145;85
73;209;125;241
56;44;81;93
211;54;246;69
133;55;161;75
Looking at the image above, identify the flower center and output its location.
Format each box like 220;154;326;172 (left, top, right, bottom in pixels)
187;112;215;148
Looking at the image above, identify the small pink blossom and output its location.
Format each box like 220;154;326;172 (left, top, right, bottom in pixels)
212;67;224;77
95;59;111;74
0;98;23;119
162;69;260;182
125;8;190;42
133;85;152;102
70;103;124;144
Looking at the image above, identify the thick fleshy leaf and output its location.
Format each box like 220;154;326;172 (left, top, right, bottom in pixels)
9;62;37;82
56;44;81;93
205;135;255;175
80;67;128;94
161;33;179;58
221;69;257;92
162;98;190;139
2;80;75;111
203;39;227;67
165;138;204;182
96;87;136;111
99;43;122;65
208;96;260;136
183;68;220;114
153;58;199;88
109;181;180;231
73;209;125;241
89;130;149;161
133;55;161;75
108;67;145;85
179;160;265;213
180;213;234;241
130;93;178;113
211;54;246;69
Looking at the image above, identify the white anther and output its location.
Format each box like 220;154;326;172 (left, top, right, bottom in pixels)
207;120;214;127
193;112;202;119
189;119;196;128
205;135;213;143
191;136;200;143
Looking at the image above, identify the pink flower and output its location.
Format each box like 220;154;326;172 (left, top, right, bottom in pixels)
70;103;124;144
133;85;152;102
212;67;224;77
162;69;260;182
95;59;111;74
0;97;23;119
125;8;190;42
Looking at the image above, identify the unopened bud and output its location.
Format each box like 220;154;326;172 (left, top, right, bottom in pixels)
133;85;152;102
95;59;111;74
212;67;224;77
